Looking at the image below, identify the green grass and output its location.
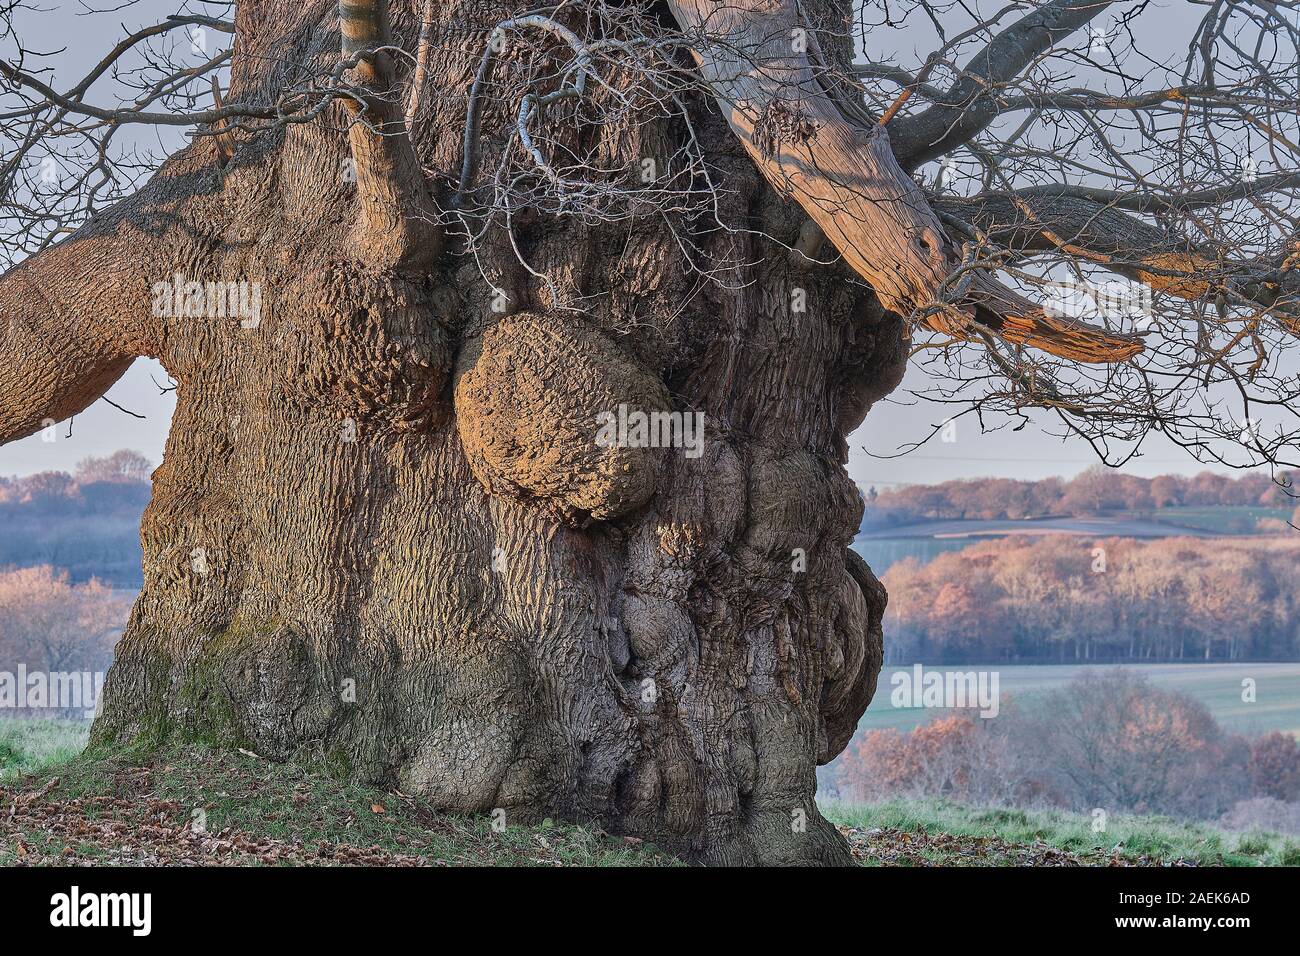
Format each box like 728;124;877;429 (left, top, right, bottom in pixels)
857;662;1300;737
822;798;1300;866
4;718;1295;866
0;718;90;783
0;730;680;866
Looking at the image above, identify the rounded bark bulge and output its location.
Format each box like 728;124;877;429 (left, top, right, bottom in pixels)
454;311;672;524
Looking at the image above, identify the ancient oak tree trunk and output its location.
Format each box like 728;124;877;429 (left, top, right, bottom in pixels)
0;0;914;864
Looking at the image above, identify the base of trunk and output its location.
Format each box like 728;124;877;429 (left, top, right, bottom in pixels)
92;543;884;866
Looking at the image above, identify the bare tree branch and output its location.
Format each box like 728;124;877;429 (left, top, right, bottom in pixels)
0;226;159;445
667;0;1139;361
338;0;440;268
886;0;1118;169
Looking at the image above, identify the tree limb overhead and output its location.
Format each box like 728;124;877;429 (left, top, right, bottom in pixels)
885;0;1117;170
665;0;1140;362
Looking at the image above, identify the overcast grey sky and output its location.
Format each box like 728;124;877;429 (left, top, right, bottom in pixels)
0;0;1287;486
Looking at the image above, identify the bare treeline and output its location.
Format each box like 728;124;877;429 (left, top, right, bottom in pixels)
833;670;1300;826
0;450;151;499
0;565;129;684
864;466;1299;528
883;535;1300;663
0;452;151;587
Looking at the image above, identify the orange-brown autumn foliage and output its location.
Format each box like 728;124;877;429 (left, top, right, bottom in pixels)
0;565;130;675
881;535;1300;662
832;671;1287;820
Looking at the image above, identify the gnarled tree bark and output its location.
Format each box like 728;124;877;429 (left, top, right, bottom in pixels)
0;0;912;865
0;0;1171;865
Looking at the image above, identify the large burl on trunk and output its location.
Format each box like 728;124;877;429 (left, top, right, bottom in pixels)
2;0;902;864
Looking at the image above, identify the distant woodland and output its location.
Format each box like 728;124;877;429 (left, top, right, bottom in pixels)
862;466;1300;529
0;564;129;702
0;451;150;588
883;536;1300;663
830;671;1300;831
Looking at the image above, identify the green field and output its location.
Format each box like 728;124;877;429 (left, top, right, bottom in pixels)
860;662;1300;737
854;504;1297;575
0;719;89;783
1131;505;1295;534
852;537;973;575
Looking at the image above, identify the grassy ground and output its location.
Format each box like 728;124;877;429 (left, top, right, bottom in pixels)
0;719;90;783
0;740;680;866
2;719;1293;866
822;799;1300;867
857;663;1300;736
